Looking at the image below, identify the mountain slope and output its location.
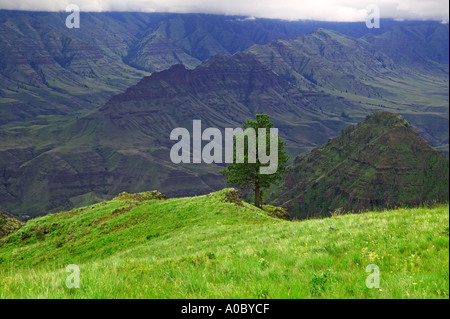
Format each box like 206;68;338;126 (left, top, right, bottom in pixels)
0;51;364;220
246;27;449;154
246;28;397;95
0;188;448;298
0;20;448;219
2;11;376;124
125;33;201;72
271;112;449;219
2;10;447;128
0;11;153;124
360;23;449;72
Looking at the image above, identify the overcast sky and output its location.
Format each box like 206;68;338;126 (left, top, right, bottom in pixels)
0;0;448;22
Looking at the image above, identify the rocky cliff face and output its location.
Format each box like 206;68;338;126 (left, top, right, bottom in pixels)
272;112;449;219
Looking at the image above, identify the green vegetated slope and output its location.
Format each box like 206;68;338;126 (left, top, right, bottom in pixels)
271;112;449;220
0;188;448;298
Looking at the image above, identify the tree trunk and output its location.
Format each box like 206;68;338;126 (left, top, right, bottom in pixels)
255;182;261;208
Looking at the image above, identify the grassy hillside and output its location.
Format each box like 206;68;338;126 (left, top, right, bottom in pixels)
0;189;448;299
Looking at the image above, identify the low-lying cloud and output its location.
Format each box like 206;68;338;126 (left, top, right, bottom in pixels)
0;0;448;22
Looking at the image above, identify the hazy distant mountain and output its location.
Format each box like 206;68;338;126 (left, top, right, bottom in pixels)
1;11;447;124
246;28;398;94
361;23;449;72
0;11;362;124
0;11;151;123
245;26;449;154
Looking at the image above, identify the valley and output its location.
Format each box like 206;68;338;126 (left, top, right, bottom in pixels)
0;12;448;222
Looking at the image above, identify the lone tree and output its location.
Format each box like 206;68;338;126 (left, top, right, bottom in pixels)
220;114;289;208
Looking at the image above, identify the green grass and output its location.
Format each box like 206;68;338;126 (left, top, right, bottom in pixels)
0;189;448;299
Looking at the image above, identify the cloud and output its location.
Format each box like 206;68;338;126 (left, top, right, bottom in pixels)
0;0;448;22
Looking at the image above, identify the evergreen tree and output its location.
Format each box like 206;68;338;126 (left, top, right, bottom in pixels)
220;114;289;207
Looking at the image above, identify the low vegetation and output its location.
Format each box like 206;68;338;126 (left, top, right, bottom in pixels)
0;189;448;299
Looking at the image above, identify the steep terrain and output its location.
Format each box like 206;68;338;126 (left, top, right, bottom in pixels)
1;11;447;127
1;11;375;124
0;15;448;219
246;28;397;95
246;27;449;154
0;188;448;298
361;23;449;72
271;112;449;220
0;11;151;124
0;53;360;219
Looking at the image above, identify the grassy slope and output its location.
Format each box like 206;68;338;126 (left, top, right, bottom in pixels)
0;189;448;299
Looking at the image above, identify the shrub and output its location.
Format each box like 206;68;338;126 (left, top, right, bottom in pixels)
146;233;160;240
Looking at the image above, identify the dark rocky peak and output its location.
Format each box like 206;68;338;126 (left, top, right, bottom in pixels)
101;51;291;109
